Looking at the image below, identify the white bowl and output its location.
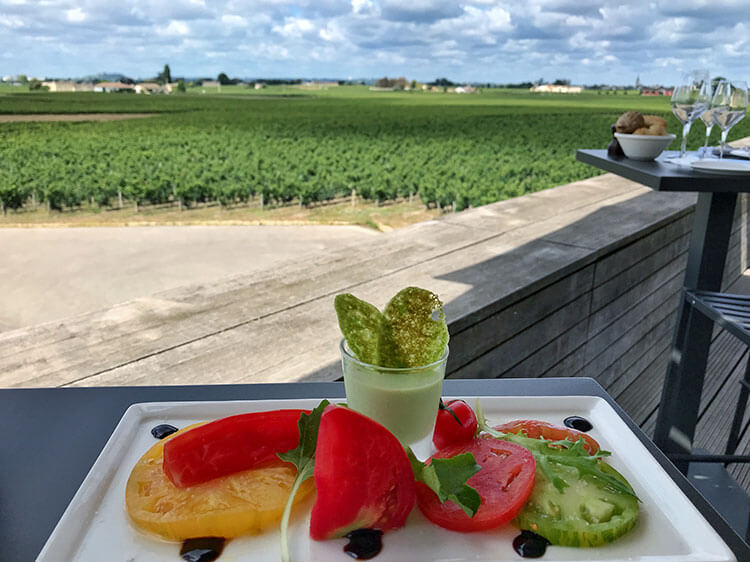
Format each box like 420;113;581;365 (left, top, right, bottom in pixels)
614;132;676;161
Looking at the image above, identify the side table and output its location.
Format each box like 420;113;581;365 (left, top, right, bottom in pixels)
576;150;750;472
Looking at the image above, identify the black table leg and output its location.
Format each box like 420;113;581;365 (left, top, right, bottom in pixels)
653;191;738;473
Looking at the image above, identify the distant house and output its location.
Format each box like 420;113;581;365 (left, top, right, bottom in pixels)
202;80;220;88
94;82;135;93
42;81;94;92
455;86;478;94
254;82;265;90
134;82;166;94
641;87;673;96
299;81;338;89
530;84;583;94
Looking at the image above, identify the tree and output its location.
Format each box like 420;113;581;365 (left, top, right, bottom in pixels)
553;78;570;86
433;77;454;87
218;72;231;85
157;64;171;85
177;79;186;93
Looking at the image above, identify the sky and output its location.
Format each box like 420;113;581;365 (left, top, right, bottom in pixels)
1;0;748;86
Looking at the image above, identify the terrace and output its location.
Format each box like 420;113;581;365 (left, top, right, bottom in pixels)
3;151;750;548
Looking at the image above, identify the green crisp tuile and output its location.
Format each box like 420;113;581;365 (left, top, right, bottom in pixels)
382;287;449;367
334;294;385;365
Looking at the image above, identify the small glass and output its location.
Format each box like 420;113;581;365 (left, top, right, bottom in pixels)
340;339;448;454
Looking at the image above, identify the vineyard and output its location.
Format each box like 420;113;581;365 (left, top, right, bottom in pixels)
1;86;740;216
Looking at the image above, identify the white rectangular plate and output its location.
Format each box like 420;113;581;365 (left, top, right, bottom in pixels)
37;396;736;561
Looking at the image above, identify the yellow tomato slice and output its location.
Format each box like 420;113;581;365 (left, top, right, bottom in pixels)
125;423;314;541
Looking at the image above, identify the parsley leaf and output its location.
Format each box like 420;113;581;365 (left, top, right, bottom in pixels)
407;448;481;517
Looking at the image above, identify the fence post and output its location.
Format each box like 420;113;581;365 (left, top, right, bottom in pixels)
118;190;123;209
260;192;264;211
351;188;356;207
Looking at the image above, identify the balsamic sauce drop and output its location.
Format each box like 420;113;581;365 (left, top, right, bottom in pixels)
151;423;179;439
563;415;593;432
343;529;383;559
180;537;226;562
513;530;550;558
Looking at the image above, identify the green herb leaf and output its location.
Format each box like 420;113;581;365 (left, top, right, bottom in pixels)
408;448;481;518
278;400;329;562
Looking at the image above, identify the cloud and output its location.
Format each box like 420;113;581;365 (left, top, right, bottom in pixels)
0;0;747;85
65;8;87;23
157;20;190;36
273;16;315;38
380;0;463;23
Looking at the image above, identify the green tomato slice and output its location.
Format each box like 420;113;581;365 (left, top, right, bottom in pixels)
515;460;639;547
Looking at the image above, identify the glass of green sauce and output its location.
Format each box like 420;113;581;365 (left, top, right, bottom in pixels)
340;339;448;451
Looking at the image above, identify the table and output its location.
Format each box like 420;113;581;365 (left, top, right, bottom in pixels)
576;150;750;474
3;378;749;561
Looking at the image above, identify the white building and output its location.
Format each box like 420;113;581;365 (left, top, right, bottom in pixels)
529;84;583;94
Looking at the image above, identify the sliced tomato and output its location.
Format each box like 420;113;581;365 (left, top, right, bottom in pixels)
310;405;416;540
162;409;309;488
494;419;600;455
416;436;536;532
515;457;639;547
126;422;314;540
433;399;478;449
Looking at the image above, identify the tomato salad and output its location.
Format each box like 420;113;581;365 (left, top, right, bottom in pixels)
126;400;639;560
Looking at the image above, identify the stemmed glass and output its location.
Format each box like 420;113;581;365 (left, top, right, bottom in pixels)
700;108;715;148
710;79;748;158
670;70;711;159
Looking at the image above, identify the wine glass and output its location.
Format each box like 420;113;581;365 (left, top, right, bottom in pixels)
670;70;711;158
700;108;715;148
711;79;748;158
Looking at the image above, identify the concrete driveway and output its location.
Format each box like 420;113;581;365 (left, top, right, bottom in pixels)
0;225;377;332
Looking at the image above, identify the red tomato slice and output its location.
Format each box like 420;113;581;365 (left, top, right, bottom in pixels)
162;409;309;488
433;399;478;449
416;436;535;532
493;419;600;455
310;405;416;540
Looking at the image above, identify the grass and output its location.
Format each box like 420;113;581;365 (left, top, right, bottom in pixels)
0;197;439;231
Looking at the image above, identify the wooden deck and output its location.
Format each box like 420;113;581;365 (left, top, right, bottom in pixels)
615;272;750;490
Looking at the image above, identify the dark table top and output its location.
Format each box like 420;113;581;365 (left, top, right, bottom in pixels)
3;378;748;561
577;149;750;192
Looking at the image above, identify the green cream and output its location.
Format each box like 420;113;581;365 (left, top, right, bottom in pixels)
341;344;447;445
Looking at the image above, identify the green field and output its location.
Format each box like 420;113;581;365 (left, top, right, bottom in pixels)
1;86;743;215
